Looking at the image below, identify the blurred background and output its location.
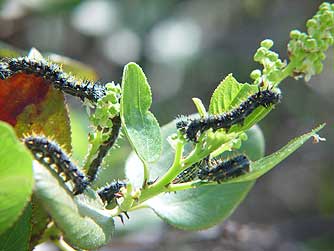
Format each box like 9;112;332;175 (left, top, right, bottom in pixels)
0;0;333;250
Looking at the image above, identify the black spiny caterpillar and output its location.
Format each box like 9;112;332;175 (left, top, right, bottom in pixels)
98;180;127;205
173;155;250;184
24;136;89;195
177;90;281;142
0;56;106;102
198;155;250;183
87;116;122;182
172;162;202;184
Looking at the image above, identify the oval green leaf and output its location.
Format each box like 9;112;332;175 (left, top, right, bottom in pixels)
0;122;33;234
147;182;254;230
0;204;32;251
33;162;114;250
208;74;274;133
29;197;50;249
121;62;162;163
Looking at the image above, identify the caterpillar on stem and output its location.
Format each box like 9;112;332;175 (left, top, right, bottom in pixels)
177;89;281;142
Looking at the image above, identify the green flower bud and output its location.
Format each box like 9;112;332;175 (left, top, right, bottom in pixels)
324;36;334;45
250;69;261;80
319;40;329;51
101;133;109;142
319;2;331;11
290;29;301;39
260;39;274;49
320;11;333;25
306;19;318;29
319;52;326;60
275;60;284;68
105;94;118;103
308;53;318;62
109;106;118;115
254;47;267;62
304;38;317;50
299;33;307;41
267;51;279;61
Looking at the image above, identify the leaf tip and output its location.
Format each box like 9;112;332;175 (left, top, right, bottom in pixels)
124;62;140;70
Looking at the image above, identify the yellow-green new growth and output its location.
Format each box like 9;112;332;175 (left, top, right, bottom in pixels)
288;2;334;81
90;82;121;129
251;2;334;86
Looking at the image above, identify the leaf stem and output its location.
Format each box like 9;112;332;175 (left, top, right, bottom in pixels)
110;205;122;217
82;131;103;171
53;238;77;251
275;60;300;85
143;161;150;185
154;136;184;186
128;203;149;212
138;136;184;202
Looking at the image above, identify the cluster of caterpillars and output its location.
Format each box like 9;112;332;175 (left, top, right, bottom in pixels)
1;55;280;223
173;89;282;183
24;135;129;222
0;56;127;220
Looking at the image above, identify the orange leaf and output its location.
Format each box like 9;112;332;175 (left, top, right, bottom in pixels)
0;73;72;152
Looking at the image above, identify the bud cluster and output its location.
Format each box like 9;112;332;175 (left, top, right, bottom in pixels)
251;2;334;85
90;82;121;129
288;2;334;81
251;39;286;88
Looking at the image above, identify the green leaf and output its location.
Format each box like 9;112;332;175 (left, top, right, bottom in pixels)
219;124;265;161
29;198;50;249
192;98;207;116
241;124;265;160
114;208;161;235
125;119;263;230
223;123;326;183
33;162;114;250
147;182;254;230
0;122;33;234
121;62;162;163
0;204;32;251
208;74;273;133
209;74;256;114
